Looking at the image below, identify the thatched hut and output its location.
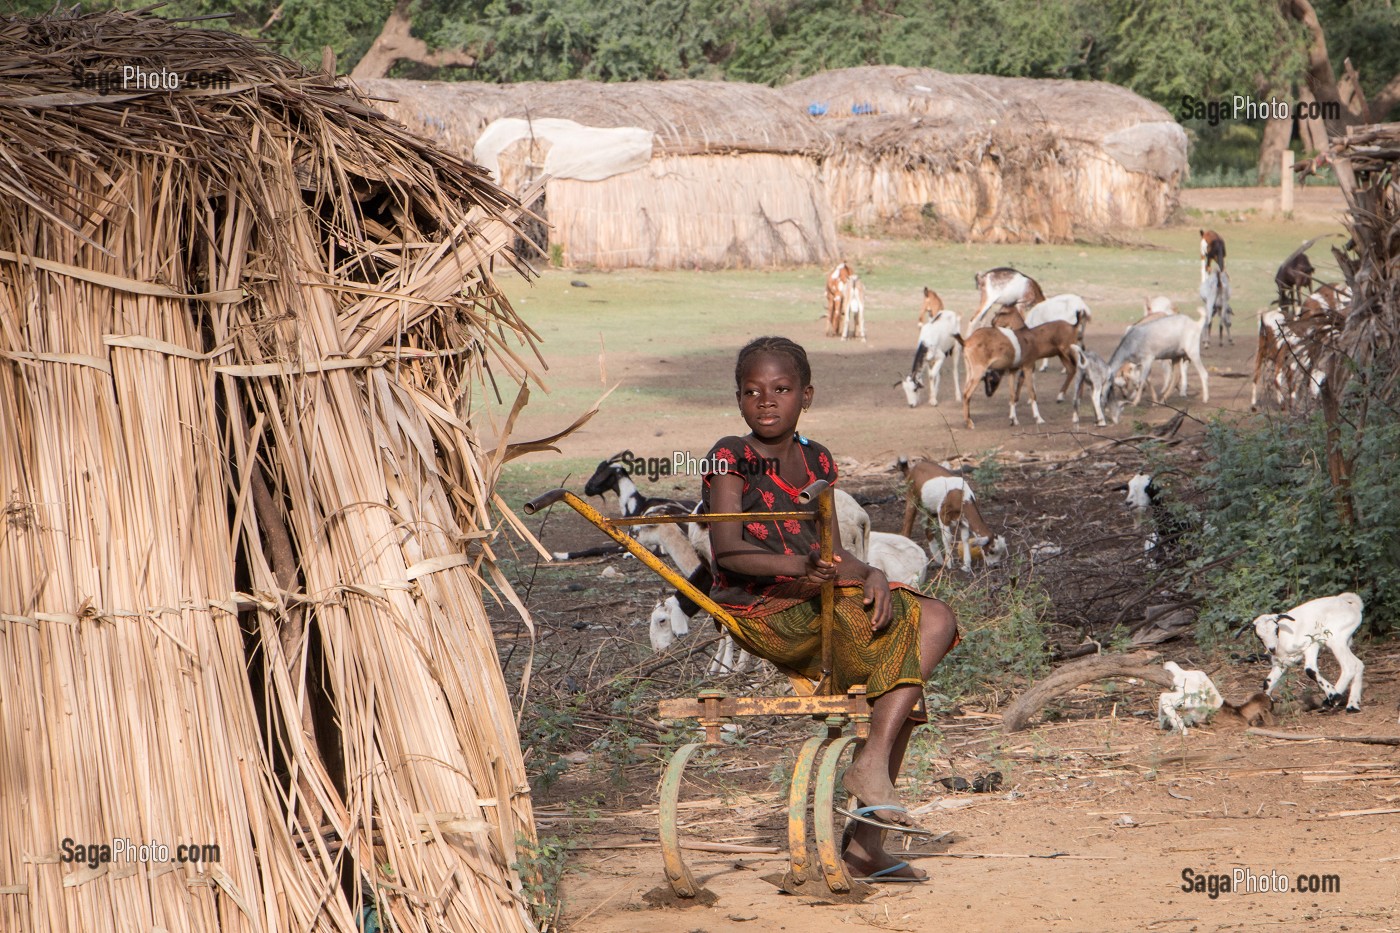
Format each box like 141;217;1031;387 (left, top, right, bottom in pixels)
360;78;839;270
2;11;542;932
778;67;1187;242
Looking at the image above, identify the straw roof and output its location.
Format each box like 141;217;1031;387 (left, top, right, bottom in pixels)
779;67;1186;241
2;10;543;932
360;77;831;156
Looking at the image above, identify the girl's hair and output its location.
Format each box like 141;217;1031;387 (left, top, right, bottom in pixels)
735;336;811;388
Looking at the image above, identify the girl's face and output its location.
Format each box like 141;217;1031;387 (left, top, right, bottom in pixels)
736;352;813;443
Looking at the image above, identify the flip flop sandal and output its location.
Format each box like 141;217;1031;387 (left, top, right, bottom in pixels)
856;860;927;884
835;805;936;836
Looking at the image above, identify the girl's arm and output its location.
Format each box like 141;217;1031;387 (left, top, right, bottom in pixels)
708;472;826;580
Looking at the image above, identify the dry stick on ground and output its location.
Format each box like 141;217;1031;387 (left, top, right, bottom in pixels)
1002;652;1174;732
1247;728;1400;747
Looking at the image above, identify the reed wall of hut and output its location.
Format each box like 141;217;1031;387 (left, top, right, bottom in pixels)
361;78;840;269
2;12;541;932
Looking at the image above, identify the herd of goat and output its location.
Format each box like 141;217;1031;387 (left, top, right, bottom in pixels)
551;445;1387;728
821;230;1351;430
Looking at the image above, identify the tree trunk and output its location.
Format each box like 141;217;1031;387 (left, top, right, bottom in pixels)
350;0;476;80
1257;88;1293;183
1297;84;1329;156
1287;0;1364;139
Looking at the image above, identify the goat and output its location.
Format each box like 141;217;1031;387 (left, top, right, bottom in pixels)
1199;229;1225;283
917;286;944;325
1157;662;1223;734
1251;305;1342;411
840;274;867;341
1117;473;1190;566
1251;592;1365;712
1068;344;1121;428
1200;269;1232;348
970;267;1046;330
898;311;963;407
867;531;929;587
953;312;1078;429
897;458;1007;572
552;451;696;559
1106;305;1209;408
1216;692;1275;728
1024;294;1091;372
1275;250;1314;313
825;261;853;337
1144;296;1175;317
1250;310;1298;411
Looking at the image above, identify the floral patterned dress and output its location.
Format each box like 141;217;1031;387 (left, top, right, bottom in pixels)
700;435;931;706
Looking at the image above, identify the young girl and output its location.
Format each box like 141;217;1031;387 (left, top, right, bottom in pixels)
703;336;959;883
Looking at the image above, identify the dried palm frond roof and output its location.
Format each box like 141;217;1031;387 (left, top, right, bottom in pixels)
780;67;1186;179
359;76;832;156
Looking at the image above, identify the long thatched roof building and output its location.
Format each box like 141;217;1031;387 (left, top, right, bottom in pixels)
779;67;1187;242
2;11;543;932
365;68;1185;266
362;78;839;270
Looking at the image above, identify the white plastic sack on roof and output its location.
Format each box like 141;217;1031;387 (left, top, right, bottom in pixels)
473;117;654;183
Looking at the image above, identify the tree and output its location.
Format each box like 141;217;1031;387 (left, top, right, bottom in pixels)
351;0;476;79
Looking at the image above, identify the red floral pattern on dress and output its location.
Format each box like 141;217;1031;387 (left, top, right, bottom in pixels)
783;519;802;535
818;452;831;474
745;522;769;540
743;445;757;462
715;447;737;466
760;490;775;509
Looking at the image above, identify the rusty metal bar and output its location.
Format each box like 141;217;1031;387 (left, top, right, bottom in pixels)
814;734;858;893
816;486;835;695
658;693;861;720
786;735;828;886
609;510;813;527
659;742;704;898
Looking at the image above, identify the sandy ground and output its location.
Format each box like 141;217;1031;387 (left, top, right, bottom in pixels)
498;187;1400;932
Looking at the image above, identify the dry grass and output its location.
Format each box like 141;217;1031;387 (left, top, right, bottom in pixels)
2;9;545;932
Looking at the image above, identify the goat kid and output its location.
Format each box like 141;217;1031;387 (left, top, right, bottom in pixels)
898;310;963;407
970;267;1046;330
1251;592;1366;713
897;457;1008;572
953;311;1078;429
1158;662;1223;734
1068;344;1122;427
825;261;852;337
867;531;929;587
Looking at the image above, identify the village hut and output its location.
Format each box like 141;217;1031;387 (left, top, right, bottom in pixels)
778;67;1187;242
360;78;838;270
1;10;545;933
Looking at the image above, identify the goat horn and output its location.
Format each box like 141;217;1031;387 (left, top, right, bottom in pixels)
607;450;635;463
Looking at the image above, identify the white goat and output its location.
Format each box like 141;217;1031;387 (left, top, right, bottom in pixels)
1251;592;1366;712
841;274;867;341
1107;305;1209;408
867;531;928;587
1157;661;1223;734
1025;294;1091;371
899;311;963;407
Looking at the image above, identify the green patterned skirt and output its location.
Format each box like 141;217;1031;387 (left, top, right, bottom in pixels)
722;585;935;709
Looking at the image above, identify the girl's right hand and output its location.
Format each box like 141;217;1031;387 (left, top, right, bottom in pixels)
798;551;838;587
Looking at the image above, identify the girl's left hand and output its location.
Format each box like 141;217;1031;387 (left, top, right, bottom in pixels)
862;567;892;631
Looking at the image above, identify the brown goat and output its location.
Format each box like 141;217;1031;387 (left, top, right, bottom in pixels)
918;286;944;325
951;310;1078;429
896;458;1007;570
1199;229;1226;282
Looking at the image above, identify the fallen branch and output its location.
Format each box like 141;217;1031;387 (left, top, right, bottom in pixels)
1003;652;1173;732
1246;728;1400;747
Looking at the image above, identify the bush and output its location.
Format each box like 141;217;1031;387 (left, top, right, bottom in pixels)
923;574;1051;713
1186;410;1400;645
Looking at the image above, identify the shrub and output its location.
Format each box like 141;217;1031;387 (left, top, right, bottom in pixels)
1186;411;1400;645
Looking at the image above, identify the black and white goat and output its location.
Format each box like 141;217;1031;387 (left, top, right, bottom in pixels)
1117;473;1190;567
898;311;963;407
1250;593;1366;713
551;450;696;560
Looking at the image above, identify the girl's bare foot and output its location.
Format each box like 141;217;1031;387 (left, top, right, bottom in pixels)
842;832;929;882
842;757;920;828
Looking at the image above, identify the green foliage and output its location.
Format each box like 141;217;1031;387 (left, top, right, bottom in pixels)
969;451;1004;499
521;698;577;793
923;574;1051;714
512;833;569;927
1186;408;1400;646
